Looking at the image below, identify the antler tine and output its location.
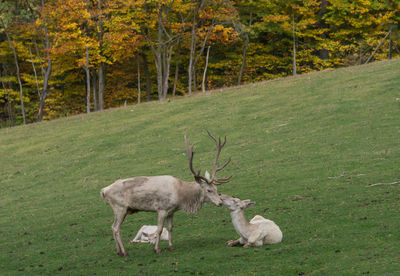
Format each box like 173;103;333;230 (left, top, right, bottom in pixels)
184;135;198;176
184;134;208;182
216;157;231;172
206;129;217;143
221;135;227;148
213;175;233;185
206;130;232;185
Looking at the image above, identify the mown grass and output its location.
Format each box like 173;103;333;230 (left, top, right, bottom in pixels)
0;60;399;275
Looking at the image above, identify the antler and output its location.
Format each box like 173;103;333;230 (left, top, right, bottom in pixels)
206;130;232;185
184;135;209;183
184;132;232;185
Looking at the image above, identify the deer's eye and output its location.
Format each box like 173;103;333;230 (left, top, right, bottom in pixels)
207;189;212;193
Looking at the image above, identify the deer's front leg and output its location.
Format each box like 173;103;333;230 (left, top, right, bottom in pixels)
226;238;241;247
111;206;128;257
166;214;174;251
130;226;144;244
154;210;167;254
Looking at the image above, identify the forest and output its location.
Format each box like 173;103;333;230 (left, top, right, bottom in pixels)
0;0;399;126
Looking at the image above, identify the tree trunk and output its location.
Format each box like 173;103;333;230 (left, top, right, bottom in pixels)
188;10;197;96
318;0;329;60
292;13;297;76
98;0;105;110
238;35;249;85
202;46;210;93
28;45;41;97
162;41;167;99
365;31;391;64
142;54;151;102
193;65;197;92
137;58;141;104
172;44;180;99
162;45;174;99
193;23;214;93
38;58;52;122
33;39;45;79
188;0;206;95
98;63;105;110
389;28;392;60
2;21;26;124
92;69;98;111
37;0;52;122
1;67;14;125
147;4;175;101
85;45;91;113
7;89;13;125
237;7;252;85
156;7;164;100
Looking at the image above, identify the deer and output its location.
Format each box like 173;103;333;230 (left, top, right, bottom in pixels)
130;225;169;245
100;131;232;256
220;194;282;248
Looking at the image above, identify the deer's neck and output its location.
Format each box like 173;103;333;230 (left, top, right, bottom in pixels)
178;181;205;214
230;209;252;239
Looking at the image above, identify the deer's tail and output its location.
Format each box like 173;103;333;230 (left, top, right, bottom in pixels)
100;187;108;203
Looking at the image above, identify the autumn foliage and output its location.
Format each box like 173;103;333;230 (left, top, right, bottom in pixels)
1;0;399;126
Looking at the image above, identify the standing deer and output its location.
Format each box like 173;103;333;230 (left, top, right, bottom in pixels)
101;131;232;256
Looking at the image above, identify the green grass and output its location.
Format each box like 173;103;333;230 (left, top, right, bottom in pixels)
1;59;399;275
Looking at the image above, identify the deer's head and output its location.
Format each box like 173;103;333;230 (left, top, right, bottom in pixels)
142;232;158;245
184;131;232;207
220;194;255;211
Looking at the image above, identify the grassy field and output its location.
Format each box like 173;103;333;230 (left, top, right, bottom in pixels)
1;59;399;275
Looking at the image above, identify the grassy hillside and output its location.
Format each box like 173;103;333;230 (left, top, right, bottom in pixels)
1;60;399;275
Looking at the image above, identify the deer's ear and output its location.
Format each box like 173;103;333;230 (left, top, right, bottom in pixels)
195;176;206;185
242;200;255;208
205;170;211;182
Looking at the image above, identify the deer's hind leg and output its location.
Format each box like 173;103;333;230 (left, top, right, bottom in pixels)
243;229;262;248
166;214;174;251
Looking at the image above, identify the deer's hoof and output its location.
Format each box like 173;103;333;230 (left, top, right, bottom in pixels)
226;240;235;247
118;251;128;257
168;246;175;252
154;248;162;254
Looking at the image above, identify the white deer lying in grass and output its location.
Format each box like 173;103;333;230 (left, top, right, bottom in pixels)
130;226;169;245
220;194;282;247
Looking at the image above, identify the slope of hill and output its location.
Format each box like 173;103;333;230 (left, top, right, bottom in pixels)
1;60;399;275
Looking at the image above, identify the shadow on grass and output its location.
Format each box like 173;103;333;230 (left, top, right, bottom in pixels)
119;236;227;257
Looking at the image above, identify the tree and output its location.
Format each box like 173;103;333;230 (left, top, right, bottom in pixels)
140;1;181;100
0;2;26;124
187;0;238;94
1;0;399;126
323;0;399;65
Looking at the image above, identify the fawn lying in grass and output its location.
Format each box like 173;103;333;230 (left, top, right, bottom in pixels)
220;194;282;247
130;225;169;245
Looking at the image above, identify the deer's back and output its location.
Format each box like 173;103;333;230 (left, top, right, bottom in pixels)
102;176;180;212
250;215;283;244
